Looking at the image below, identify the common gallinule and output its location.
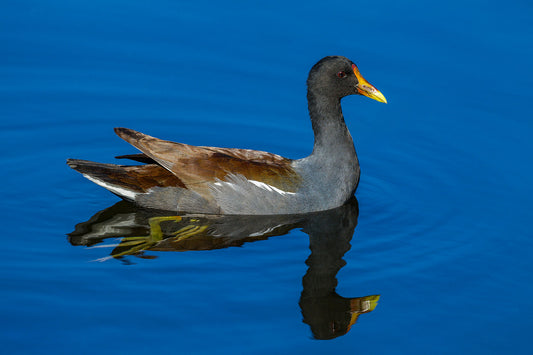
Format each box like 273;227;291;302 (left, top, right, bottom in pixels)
67;56;386;214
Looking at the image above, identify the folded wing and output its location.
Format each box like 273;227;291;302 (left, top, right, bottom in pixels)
113;128;301;200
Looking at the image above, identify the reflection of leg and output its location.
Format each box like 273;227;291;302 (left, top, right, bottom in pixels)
165;218;208;242
109;216;185;259
111;216;209;259
148;216;184;239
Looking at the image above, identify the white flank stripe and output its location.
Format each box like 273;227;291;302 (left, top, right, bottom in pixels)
214;179;295;196
83;174;138;201
248;180;296;195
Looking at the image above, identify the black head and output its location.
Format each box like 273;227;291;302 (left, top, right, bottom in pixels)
307;56;386;103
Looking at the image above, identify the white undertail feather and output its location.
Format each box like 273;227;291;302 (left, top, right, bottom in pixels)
83;174;139;201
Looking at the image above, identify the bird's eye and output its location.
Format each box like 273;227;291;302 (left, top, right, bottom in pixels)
336;71;347;78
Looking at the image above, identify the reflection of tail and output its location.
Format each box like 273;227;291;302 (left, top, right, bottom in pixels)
66;159;183;201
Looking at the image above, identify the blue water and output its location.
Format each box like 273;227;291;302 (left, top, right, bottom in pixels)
1;0;532;353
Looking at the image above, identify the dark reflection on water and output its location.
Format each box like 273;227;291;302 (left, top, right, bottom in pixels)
68;197;379;340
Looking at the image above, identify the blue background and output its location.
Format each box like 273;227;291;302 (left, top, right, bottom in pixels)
1;0;532;354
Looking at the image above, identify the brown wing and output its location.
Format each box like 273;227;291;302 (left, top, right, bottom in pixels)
114;128;301;198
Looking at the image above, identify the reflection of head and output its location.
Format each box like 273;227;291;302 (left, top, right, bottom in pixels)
298;197;379;340
300;294;379;340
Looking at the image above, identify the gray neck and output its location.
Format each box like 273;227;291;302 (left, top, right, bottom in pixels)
290;91;360;212
307;91;355;157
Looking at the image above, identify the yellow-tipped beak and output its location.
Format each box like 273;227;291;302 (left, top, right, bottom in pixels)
352;64;387;104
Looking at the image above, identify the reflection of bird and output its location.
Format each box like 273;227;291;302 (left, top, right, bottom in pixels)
68;201;305;261
67;56;386;215
68;197;379;338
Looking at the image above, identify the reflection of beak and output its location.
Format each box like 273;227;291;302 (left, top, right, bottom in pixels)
347;294;380;330
352;64;387;103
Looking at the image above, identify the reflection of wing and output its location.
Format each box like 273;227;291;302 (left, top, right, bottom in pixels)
68;201;305;259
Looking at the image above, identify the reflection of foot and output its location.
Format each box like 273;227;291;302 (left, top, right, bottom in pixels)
106;216;208;260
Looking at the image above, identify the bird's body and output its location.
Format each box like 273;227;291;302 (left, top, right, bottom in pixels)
67;56;386;215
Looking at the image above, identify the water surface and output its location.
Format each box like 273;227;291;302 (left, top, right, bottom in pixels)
1;1;532;354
